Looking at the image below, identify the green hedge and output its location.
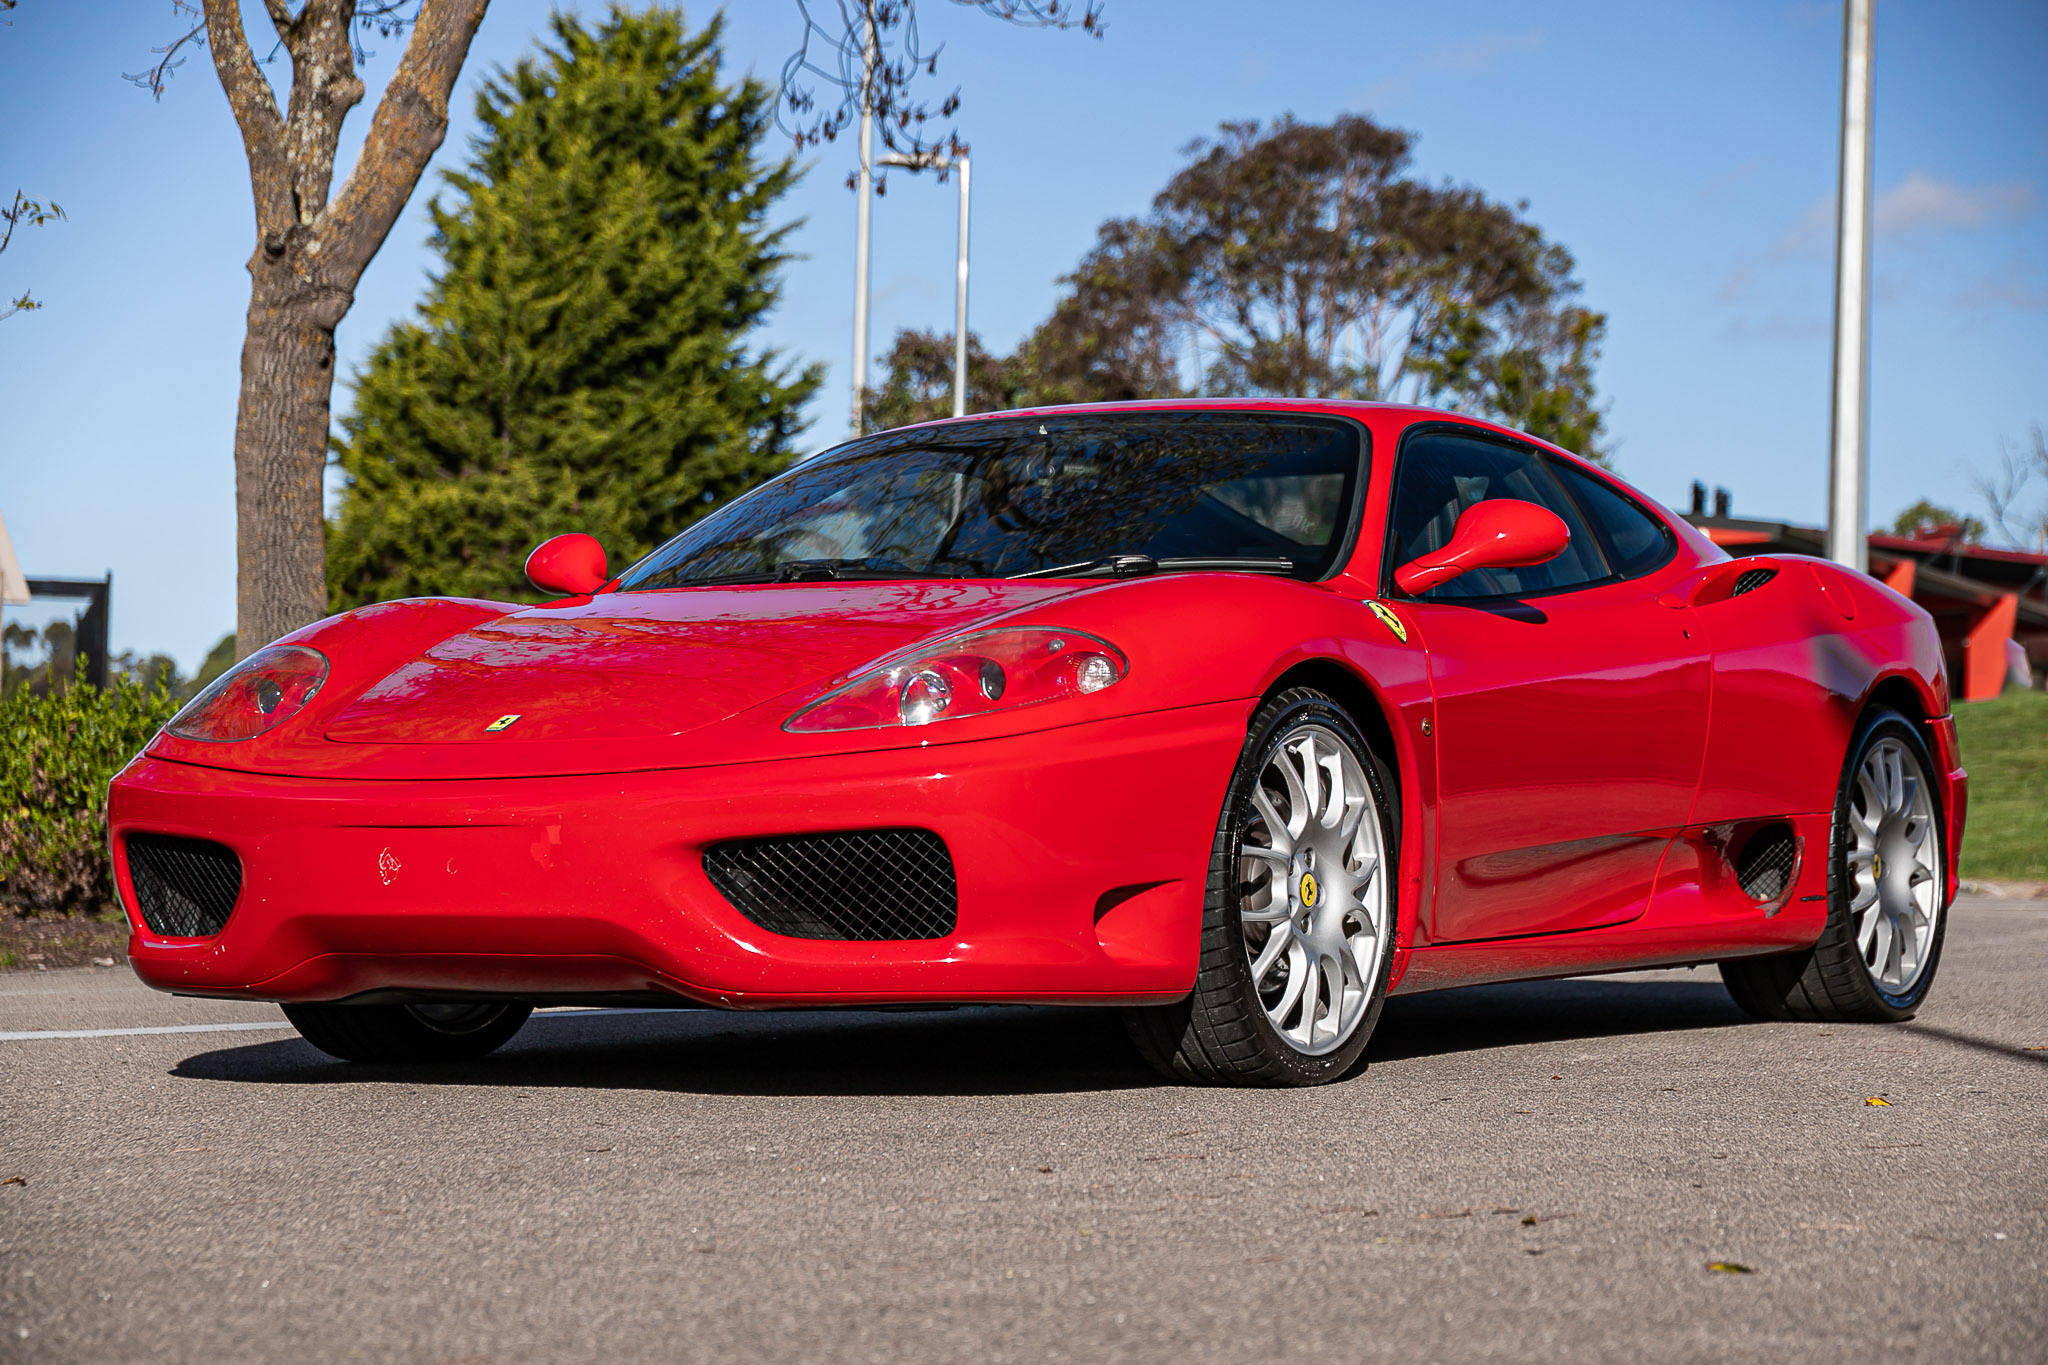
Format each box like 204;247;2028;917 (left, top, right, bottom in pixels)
0;678;182;915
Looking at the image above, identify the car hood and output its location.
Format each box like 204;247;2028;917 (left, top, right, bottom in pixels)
323;580;1083;746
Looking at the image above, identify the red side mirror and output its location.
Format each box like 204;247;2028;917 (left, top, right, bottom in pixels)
1394;499;1570;596
525;533;609;596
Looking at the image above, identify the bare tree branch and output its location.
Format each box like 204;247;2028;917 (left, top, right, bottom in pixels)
780;0;1102;186
317;0;488;289
1977;424;2048;552
1;191;67;321
124;0;209;98
276;0;369;229
200;0;294;239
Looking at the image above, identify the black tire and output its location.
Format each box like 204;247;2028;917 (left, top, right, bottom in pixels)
1719;707;1948;1023
282;1001;533;1063
1124;687;1400;1086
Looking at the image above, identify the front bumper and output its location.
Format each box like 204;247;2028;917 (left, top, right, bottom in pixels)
109;704;1247;1008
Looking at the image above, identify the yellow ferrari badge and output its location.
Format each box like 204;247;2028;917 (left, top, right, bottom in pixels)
1367;601;1408;643
1299;872;1320;908
485;714;522;733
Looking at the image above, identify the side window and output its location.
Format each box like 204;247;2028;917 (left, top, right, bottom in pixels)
1385;429;1610;600
1546;459;1676;580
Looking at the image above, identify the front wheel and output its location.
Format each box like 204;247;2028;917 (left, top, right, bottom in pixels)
283;1001;533;1063
1719;707;1947;1022
1125;688;1399;1086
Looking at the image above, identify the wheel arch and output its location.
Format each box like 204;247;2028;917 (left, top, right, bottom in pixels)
1864;673;1933;729
1260;657;1400;773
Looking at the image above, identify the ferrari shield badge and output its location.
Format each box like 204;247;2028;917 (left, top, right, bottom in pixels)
485;714;522;733
1367;601;1408;643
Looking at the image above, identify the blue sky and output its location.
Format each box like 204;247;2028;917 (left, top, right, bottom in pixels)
2;0;2043;671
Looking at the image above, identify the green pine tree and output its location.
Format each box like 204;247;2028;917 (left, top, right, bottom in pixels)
328;5;821;609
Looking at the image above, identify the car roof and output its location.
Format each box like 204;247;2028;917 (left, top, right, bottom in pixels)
889;397;1595;469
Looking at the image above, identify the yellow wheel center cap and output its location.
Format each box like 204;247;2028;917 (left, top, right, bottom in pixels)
1872;854;1884;879
1299;872;1319;908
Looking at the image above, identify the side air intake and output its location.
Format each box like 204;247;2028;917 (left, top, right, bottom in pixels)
1730;567;1778;597
1735;823;1799;905
703;829;958;941
125;834;243;937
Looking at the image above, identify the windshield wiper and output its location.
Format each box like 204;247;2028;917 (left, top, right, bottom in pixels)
1010;554;1296;580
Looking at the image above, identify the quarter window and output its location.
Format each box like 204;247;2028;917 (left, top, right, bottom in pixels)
1546;459;1675;580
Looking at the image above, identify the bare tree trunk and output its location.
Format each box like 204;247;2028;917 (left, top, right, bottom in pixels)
233;279;347;650
203;0;489;658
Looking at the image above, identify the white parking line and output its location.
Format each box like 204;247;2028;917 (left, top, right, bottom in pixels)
0;1021;294;1042
0;1006;686;1043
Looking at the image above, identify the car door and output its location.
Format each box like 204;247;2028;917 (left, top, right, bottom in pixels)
1385;425;1710;943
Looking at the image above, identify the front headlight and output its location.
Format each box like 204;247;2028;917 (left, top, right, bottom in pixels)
164;644;329;742
785;628;1127;734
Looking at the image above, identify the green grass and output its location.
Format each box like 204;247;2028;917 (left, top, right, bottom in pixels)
1954;688;2048;881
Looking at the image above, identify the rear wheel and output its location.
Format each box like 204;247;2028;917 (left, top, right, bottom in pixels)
283;1001;533;1063
1719;707;1946;1022
1125;688;1398;1086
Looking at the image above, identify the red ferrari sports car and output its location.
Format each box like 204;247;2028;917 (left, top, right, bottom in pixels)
110;401;1965;1086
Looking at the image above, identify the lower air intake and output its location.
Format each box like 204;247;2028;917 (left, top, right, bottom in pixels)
1735;824;1798;904
703;829;958;941
126;834;242;937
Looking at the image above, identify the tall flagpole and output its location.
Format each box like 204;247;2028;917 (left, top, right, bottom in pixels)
849;5;878;437
952;156;972;418
1826;0;1876;571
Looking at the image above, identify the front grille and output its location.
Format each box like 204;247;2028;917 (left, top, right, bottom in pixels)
1730;567;1778;597
125;834;242;937
1735;825;1798;903
703;829;958;941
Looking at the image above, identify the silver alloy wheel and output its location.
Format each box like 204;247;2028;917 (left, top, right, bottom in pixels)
1239;722;1389;1056
1845;735;1941;994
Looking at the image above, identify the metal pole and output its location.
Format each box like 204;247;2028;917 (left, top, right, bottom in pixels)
952;157;971;418
849;5;878;437
1826;0;1876;571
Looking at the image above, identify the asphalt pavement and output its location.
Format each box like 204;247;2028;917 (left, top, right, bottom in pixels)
3;894;2044;1364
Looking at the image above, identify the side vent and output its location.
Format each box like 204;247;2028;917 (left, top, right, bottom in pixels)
703;829;958;941
1730;567;1778;597
1734;823;1799;906
125;834;243;937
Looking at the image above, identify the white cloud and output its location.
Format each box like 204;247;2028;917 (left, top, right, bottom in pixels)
1741;177;2035;286
1772;195;1836;257
1350;73;1411;111
1874;173;2035;236
1428;29;1543;74
1957;257;2048;310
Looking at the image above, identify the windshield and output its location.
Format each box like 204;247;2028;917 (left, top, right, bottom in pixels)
617;411;1365;589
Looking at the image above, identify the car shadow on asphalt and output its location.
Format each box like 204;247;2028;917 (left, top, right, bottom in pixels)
169;975;1753;1095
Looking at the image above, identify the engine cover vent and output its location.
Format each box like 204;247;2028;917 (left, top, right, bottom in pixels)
125;834;242;937
1735;824;1798;904
1730;567;1778;597
703;829;958;941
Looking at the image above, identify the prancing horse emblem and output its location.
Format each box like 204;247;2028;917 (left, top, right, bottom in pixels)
1299;871;1320;908
1367;600;1408;643
485;714;522;733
